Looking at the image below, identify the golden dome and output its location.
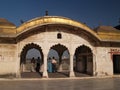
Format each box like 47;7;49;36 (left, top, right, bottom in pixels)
95;26;120;41
0;18;16;27
0;18;16;35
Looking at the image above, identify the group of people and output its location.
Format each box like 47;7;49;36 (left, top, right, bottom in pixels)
48;57;57;73
31;57;41;72
30;56;57;73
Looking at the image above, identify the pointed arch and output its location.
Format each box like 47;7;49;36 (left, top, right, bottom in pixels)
50;43;69;54
47;43;70;76
75;45;93;56
20;43;44;73
74;45;93;75
49;43;70;64
20;43;43;64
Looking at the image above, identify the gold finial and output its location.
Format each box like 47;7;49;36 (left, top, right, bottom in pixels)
45;10;48;16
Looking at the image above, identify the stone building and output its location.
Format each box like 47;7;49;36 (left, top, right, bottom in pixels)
0;16;120;78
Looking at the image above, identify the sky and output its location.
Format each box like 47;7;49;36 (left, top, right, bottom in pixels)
0;0;120;59
26;48;68;60
0;0;120;28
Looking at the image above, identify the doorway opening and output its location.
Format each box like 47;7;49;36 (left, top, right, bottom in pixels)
20;43;43;78
47;44;70;78
113;55;120;74
74;45;93;76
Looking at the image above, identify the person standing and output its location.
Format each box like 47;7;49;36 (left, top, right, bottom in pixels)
36;57;40;72
47;57;52;73
52;57;57;73
31;57;36;72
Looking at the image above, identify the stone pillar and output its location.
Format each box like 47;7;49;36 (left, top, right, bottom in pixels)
58;63;63;72
58;54;63;72
42;54;48;78
69;54;75;77
16;53;21;78
93;54;97;76
42;27;49;78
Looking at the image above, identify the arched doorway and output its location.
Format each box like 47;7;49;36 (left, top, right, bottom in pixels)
20;43;43;78
47;44;70;78
25;48;41;72
74;45;93;76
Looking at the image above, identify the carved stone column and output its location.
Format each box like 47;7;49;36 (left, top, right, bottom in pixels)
42;26;48;78
58;53;63;72
93;54;97;76
69;54;75;77
42;54;48;78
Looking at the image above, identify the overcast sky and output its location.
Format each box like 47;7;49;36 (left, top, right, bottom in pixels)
0;0;120;28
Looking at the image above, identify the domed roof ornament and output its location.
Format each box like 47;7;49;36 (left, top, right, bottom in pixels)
45;10;48;16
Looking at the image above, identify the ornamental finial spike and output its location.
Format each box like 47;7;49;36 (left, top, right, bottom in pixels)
45;10;48;16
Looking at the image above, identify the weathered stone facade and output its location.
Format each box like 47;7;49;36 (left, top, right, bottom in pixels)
0;16;120;78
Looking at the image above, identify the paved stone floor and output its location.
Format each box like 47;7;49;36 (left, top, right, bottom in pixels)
0;78;120;90
21;72;91;78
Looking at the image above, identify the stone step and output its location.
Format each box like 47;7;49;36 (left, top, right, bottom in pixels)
21;72;42;78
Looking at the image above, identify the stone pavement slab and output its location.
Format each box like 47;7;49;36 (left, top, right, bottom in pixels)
0;78;119;90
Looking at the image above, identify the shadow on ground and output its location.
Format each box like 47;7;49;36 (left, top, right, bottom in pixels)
21;72;92;78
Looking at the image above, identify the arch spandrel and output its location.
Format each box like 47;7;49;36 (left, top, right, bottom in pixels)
16;16;100;41
73;44;93;53
50;43;68;53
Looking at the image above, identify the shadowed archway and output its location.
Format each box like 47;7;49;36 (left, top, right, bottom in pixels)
47;44;70;78
74;45;93;76
20;43;43;78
